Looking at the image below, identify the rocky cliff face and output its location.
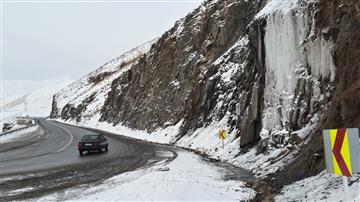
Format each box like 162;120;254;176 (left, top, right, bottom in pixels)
51;0;360;184
99;0;262;139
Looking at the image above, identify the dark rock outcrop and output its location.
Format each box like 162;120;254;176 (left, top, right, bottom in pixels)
60;93;96;122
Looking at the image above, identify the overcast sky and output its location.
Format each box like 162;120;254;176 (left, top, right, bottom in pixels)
2;1;202;80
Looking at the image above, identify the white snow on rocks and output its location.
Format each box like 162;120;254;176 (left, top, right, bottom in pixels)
69;114;184;144
262;0;335;134
255;0;299;19
213;35;249;84
53;39;157;121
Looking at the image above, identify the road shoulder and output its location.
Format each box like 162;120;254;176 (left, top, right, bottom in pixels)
36;150;256;201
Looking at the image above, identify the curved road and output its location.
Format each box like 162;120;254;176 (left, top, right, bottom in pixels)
0;119;176;200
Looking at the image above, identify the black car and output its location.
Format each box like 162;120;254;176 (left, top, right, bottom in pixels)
78;134;108;156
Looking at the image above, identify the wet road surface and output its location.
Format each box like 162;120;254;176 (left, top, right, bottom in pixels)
0;119;176;201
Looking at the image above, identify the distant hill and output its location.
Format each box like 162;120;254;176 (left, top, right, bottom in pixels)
1;77;72;130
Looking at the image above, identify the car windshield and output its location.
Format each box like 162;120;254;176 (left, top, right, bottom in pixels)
81;135;99;141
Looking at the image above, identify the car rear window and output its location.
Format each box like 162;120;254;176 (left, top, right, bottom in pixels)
81;135;99;141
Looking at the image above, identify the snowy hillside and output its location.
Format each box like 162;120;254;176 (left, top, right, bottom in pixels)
50;39;157;122
51;0;360;200
1;78;72;131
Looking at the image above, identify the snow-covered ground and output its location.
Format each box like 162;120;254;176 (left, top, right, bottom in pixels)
1;77;72;131
0;124;40;144
37;150;255;201
276;171;360;202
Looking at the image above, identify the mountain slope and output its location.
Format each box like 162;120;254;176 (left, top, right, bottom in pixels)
50;0;360;195
50;40;156;122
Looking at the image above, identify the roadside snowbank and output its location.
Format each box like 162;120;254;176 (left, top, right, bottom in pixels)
37;151;255;201
276;171;360;201
0;118;32;133
0;124;40;144
54;115;245;169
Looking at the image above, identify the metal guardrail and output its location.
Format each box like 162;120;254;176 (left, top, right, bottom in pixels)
0;123;37;137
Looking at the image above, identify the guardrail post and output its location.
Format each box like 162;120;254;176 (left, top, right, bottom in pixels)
343;176;349;201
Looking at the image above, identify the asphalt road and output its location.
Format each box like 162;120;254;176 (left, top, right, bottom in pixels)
0;118;176;201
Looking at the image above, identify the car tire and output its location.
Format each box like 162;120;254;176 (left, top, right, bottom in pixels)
105;146;108;152
98;148;102;153
79;151;83;156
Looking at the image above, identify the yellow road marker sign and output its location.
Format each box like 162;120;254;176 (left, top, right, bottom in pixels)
219;129;227;140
